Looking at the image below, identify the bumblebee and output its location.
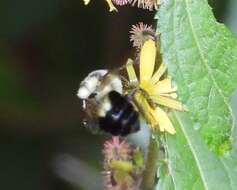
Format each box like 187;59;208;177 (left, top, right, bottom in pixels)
78;39;185;136
77;69;140;136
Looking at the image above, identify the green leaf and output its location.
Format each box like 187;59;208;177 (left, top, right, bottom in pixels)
155;0;237;189
157;112;236;190
156;0;237;153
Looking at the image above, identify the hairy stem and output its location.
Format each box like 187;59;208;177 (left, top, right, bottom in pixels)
141;134;159;190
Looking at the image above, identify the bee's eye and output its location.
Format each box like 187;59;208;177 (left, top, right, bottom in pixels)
89;92;97;99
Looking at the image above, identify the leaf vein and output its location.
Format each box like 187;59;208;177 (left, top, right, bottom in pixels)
174;111;209;190
183;0;233;129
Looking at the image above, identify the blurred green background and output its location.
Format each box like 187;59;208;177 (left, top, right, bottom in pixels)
0;0;236;189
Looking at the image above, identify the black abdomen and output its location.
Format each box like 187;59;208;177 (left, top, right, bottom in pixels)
99;91;140;136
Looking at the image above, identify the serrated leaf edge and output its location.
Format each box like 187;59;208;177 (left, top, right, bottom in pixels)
182;0;235;131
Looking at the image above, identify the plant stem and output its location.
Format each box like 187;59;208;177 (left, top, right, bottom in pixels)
141;134;159;190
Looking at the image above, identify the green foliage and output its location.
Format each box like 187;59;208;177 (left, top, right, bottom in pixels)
155;0;237;189
133;148;144;169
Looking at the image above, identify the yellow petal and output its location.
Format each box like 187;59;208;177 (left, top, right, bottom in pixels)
83;0;91;5
159;93;178;99
126;59;138;84
152;95;184;111
155;107;176;134
133;91;158;127
150;63;167;84
150;77;177;95
140;40;156;84
106;0;118;12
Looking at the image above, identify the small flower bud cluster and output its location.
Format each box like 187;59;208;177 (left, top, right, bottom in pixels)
82;0;160;13
112;0;159;11
129;0;159;11
129;22;156;50
102;137;144;190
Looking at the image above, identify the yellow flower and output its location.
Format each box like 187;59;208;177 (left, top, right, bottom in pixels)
82;0;118;12
105;0;118;12
126;39;186;134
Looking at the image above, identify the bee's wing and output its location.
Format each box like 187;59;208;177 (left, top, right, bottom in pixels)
81;99;101;134
82;118;100;134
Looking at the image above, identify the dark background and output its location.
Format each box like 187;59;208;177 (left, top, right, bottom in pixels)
0;0;236;189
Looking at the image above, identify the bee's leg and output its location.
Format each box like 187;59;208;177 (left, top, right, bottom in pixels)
82;100;86;109
125;88;139;101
